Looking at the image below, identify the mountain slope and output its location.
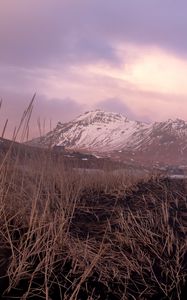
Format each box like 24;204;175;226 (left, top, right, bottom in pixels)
29;110;187;165
30;110;150;151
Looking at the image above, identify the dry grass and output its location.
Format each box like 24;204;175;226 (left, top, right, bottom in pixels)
0;100;186;299
0;149;186;300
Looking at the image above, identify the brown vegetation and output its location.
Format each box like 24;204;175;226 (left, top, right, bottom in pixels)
0;101;186;299
0;147;186;299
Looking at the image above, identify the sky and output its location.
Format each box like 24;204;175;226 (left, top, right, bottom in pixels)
1;0;187;138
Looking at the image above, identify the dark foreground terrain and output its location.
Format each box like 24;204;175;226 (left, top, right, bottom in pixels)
0;146;186;299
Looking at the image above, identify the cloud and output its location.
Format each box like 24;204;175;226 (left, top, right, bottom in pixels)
95;97;152;123
96;98;137;119
0;0;120;68
1;0;187;70
1;0;187;132
0;92;83;139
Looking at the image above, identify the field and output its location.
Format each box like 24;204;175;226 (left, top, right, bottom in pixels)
0;142;186;300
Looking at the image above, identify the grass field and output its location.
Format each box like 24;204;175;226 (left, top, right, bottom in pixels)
0;102;186;299
0;145;186;299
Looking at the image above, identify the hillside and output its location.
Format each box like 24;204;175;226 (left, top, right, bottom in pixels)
0;154;186;299
29;110;187;166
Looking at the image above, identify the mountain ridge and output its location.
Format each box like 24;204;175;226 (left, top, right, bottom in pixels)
29;110;187;165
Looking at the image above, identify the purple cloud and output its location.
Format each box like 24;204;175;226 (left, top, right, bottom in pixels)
96;98;151;122
1;0;187;135
1;0;187;69
0;92;83;139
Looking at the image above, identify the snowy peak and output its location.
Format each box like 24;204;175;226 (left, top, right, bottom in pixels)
29;110;187;164
151;118;187;137
30;110;147;151
73;110;129;125
155;118;186;127
56;110;129;129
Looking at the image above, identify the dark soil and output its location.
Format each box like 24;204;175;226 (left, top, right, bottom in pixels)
0;177;186;299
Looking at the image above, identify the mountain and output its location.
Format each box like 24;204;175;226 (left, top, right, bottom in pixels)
30;110;148;150
29;110;187;165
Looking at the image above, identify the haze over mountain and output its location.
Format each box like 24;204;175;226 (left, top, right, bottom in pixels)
29;110;187;165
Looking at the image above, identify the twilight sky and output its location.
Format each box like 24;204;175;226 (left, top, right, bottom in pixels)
1;0;187;138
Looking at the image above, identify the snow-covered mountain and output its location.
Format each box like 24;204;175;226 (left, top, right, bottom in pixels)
30;110;149;150
29;110;187;164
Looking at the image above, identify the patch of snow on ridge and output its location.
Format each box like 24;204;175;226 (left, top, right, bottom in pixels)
75;110;128;125
52;110;148;151
29;110;187;159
